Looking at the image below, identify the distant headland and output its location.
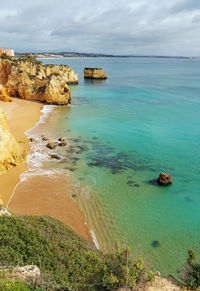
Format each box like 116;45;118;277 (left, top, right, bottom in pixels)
14;51;200;59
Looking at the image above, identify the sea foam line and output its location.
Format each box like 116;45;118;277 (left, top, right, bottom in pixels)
7;105;56;208
90;229;99;249
25;104;56;136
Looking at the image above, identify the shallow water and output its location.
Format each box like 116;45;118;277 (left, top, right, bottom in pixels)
37;57;200;277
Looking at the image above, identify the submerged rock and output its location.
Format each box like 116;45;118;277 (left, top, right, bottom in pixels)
58;141;67;147
84;68;107;79
157;173;173;186
29;137;35;142
58;137;65;142
88;161;100;166
152;240;161;248
46;142;57;149
50;154;61;160
42;136;48;141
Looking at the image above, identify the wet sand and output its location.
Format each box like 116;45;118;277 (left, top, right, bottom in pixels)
8;171;93;243
0;98;93;244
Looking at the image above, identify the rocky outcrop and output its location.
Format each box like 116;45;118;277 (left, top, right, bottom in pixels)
0;58;78;105
135;274;183;291
84;68;107;79
157;173;173;186
0;84;12;102
0;108;25;172
0;206;11;216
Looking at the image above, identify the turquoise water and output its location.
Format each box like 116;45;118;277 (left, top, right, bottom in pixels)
40;58;200;277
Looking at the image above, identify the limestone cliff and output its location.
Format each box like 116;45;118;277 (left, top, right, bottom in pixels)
0;58;78;105
0;84;12;102
0;108;25;172
84;67;107;79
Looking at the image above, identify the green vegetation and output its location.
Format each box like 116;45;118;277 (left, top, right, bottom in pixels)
0;215;149;290
0;270;31;291
26;72;36;80
183;249;200;290
36;85;46;95
24;54;42;65
0;53;12;60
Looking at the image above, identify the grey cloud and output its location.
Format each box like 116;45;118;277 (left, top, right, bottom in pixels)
1;0;200;55
171;0;200;13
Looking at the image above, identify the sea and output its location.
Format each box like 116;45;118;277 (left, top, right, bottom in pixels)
25;57;200;278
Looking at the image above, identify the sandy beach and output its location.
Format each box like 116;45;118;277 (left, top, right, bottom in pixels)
0;98;93;244
0;98;43;206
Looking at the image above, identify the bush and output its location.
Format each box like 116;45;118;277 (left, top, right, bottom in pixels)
0;270;30;291
0;216;148;290
183;249;200;290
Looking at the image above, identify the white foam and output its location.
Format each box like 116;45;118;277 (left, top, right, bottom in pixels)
25;104;56;136
20;168;66;181
90;229;99;249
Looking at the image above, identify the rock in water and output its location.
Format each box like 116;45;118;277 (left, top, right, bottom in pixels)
46;142;57;149
84;68;107;79
157;172;173;186
58;141;67;146
50;154;61;160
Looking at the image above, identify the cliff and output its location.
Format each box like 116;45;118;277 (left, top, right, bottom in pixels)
84;67;107;79
0;108;25;172
0;57;78;105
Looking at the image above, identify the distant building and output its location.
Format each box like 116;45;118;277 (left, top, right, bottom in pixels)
0;49;15;57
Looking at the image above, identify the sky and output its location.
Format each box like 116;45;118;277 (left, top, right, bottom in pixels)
1;0;200;56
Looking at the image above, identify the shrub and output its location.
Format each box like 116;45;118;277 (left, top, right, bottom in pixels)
0;216;148;290
183;249;200;290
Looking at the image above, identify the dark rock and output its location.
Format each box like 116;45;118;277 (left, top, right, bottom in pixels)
185;196;193;203
46;142;57;149
58;137;65;142
72;157;79;161
152;240;161;248
58;141;67;147
66;147;76;153
29;137;35;142
42;135;48;141
50;154;61;160
157;172;173;186
127;180;135;186
90;161;100;166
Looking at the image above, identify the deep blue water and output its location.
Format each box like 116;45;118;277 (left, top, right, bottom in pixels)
40;57;200;277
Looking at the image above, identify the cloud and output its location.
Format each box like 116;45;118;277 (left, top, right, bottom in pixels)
1;0;200;55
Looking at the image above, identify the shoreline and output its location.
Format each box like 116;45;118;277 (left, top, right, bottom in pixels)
0;98;43;206
0;98;93;244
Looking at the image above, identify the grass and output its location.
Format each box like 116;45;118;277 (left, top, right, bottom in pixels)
0;215;148;290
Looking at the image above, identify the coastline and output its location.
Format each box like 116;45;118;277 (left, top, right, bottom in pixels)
0;98;93;244
0;98;43;206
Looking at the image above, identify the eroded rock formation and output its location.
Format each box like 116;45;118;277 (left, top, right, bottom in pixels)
0;58;78;105
157;172;173;186
84;68;107;79
0;84;12;102
0;108;25;172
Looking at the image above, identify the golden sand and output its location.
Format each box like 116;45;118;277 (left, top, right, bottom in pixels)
0;98;93;244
